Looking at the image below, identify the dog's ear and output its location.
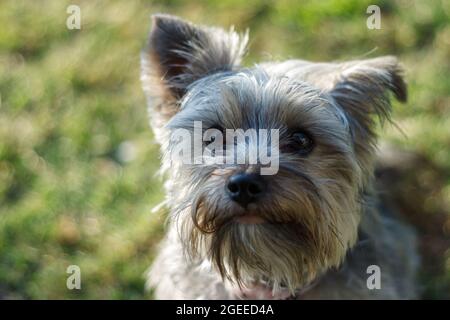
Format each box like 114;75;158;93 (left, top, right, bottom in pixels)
328;56;407;173
141;14;248;121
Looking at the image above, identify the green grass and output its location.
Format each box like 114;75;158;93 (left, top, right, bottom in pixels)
0;0;449;299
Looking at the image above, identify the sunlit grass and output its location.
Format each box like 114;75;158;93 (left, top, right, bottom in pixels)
0;0;449;299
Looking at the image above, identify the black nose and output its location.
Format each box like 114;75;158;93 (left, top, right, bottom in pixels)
226;173;265;207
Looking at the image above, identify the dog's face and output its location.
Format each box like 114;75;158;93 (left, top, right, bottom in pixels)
141;15;407;292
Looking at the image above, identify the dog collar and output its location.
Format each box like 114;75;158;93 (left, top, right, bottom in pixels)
231;279;319;300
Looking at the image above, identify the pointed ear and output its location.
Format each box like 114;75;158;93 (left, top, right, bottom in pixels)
328;56;407;172
141;14;248;120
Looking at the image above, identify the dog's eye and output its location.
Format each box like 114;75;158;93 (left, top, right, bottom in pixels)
284;131;314;155
204;125;224;147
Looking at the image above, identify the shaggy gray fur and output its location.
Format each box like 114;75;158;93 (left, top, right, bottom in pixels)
141;14;418;299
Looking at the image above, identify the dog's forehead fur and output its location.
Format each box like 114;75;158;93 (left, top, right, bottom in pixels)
169;68;350;139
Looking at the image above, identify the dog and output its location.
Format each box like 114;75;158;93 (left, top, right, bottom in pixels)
141;14;419;299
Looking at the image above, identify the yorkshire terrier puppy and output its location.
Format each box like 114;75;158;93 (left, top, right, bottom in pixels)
141;14;418;299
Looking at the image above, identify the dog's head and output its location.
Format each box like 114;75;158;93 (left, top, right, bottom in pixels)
141;14;406;292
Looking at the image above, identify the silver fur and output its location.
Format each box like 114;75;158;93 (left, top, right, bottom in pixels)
141;14;418;299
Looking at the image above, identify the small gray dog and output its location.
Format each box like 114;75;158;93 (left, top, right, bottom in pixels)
141;14;418;299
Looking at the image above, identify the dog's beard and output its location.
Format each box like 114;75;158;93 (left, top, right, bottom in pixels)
176;183;359;293
205;222;322;293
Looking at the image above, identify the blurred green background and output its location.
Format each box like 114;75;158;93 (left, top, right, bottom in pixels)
0;0;449;299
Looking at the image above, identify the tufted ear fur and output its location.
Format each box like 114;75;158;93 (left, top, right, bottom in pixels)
141;14;248;127
326;56;407;176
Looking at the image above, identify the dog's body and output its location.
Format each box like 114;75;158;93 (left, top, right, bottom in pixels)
141;14;419;299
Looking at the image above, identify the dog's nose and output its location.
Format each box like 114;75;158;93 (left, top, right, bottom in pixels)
226;173;265;207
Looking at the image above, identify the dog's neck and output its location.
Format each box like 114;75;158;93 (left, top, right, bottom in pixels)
228;278;321;300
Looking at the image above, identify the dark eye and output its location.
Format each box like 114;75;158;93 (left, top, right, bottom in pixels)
204;125;224;147
283;131;314;155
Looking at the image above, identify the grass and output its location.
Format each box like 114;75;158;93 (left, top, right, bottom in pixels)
0;0;449;299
